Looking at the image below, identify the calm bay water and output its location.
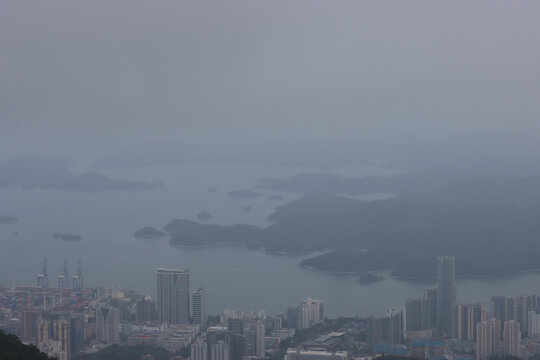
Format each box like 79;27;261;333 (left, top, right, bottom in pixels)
1;164;539;317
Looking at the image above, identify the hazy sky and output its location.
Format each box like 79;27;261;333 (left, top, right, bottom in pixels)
1;1;539;157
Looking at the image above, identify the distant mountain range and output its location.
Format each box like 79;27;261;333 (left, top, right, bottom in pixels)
257;170;466;195
93;133;540;175
139;172;540;279
0;157;156;192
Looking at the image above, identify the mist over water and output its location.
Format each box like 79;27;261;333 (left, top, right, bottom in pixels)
2;6;540;359
2;163;540;318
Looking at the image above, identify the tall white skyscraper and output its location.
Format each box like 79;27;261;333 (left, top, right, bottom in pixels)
192;287;208;325
503;320;521;357
157;268;190;325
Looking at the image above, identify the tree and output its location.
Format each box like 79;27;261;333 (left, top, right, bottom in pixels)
0;330;57;360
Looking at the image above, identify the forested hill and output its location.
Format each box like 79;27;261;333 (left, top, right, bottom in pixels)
156;174;540;279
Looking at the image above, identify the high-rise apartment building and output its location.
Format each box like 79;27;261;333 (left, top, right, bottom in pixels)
211;340;229;360
191;337;208;360
156;268;190;325
503;320;521;357
491;296;510;322
424;287;438;329
492;295;538;333
529;311;540;337
453;303;485;341
295;298;324;330
53;318;70;359
37;319;49;346
255;320;265;357
386;307;405;345
406;298;432;332
476;319;501;360
37;318;70;360
96;304;119;343
228;318;245;335
312;299;325;321
513;294;538;332
436;256;456;337
136;296;157;323
230;333;247;360
287;306;298;329
192;287;208;325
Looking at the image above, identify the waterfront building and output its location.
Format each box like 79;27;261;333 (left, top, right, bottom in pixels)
192;287;208;325
436;256;456;337
406;298;432;333
156;268;190;325
452;303;485;341
296;298;324;330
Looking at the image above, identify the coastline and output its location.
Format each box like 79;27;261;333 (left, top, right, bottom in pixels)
300;262;540;282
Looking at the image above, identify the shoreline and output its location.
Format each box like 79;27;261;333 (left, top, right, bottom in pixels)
300;263;540;282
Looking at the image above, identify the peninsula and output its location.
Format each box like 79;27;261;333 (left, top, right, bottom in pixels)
133;227;169;239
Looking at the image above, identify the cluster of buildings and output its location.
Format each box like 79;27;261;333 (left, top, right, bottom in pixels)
189;298;327;360
366;256;540;359
6;256;540;360
0;263;324;360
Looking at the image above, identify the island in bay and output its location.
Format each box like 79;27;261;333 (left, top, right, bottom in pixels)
133;227;169;239
53;233;82;241
136;173;540;280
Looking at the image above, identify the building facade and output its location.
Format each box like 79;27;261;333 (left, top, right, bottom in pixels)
192;288;208;325
503;320;521;357
436;256;456;337
157;268;190;325
476;319;502;360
